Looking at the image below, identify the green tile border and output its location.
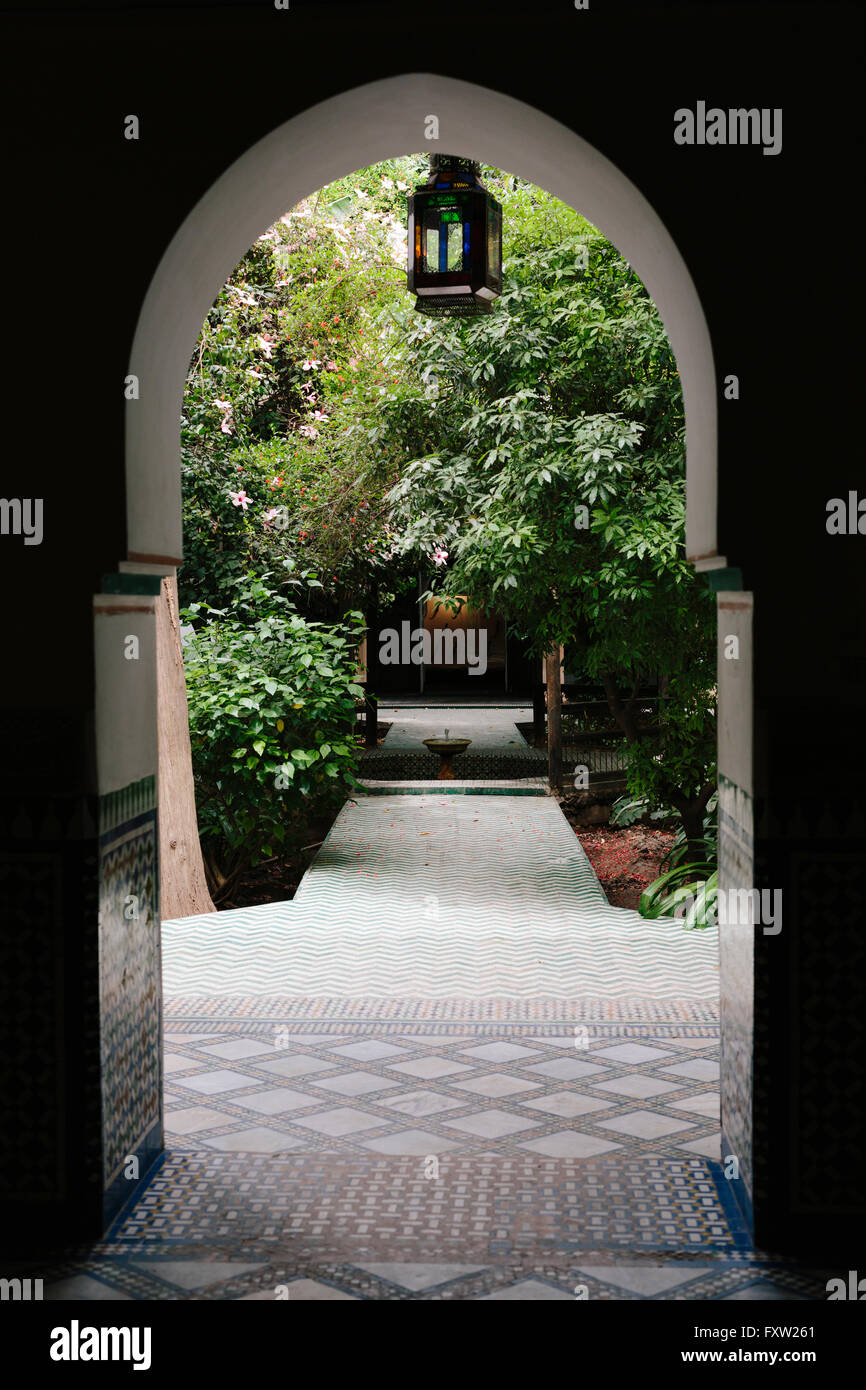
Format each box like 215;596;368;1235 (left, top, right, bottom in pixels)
99;775;157;835
101;573;164;595
359;783;547;796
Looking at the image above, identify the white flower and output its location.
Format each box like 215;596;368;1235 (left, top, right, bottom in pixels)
258;337;274;359
229;489;250;511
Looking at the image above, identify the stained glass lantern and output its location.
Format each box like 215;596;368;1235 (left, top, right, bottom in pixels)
407;154;502;316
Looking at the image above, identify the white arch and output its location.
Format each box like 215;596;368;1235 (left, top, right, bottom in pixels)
126;72;720;568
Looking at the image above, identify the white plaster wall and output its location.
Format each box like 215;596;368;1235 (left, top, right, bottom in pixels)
94;600;158;795
717;593;754;796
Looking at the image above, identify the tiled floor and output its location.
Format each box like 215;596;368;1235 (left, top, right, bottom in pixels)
32;778;825;1300
161;795;719;998
379;706;533;752
162;1025;722;1161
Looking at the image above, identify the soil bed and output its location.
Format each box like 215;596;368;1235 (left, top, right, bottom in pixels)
563;814;676;911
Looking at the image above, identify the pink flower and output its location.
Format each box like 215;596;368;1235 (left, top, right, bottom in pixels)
325;360;338;371
311;409;329;423
431;546;449;567
258;336;274;358
302;358;321;371
299;424;318;439
262;507;280;529
220;416;233;434
229;490;250;511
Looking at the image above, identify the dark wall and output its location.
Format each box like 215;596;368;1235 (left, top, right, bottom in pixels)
0;0;863;1253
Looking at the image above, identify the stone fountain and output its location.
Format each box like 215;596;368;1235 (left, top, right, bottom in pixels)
422;727;472;781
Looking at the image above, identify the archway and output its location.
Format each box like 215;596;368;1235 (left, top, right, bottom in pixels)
101;73;753;1234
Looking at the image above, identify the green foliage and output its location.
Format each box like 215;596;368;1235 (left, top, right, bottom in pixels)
380;186;716;835
180;157;427;615
639;864;718;930
609;794;673;828
180;157;717;875
181;580;365;902
662;791;718;871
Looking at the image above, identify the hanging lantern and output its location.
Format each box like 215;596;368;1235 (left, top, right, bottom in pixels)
407;154;502;316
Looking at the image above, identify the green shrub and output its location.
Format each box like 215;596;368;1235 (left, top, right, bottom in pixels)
182;579;365;902
639;862;718;930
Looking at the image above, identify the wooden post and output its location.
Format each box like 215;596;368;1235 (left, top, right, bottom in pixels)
532;677;546;748
365;606;379;749
365;693;378;748
546;646;562;790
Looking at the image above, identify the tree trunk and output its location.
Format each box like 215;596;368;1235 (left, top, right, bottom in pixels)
546;647;562;790
669;782;715;863
365;604;379;748
601;670;641;743
156;574;216;919
532;676;546;748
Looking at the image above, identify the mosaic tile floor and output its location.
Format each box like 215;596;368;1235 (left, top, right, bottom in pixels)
161;1023;723;1162
33;784;824;1300
380;705;533;752
162;795;719;998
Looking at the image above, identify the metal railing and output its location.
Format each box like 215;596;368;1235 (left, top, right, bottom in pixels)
563;725;663;778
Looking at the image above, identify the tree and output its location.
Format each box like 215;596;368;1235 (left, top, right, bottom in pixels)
382;187;716;845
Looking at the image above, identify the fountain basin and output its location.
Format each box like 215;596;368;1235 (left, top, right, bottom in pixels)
422;737;472;780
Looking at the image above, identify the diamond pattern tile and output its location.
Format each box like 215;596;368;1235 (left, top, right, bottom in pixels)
292;1107;388;1137
443;1109;543;1139
480;1280;574;1301
521;1091;615;1119
203;1128;306;1153
380;1090;467;1117
178;1070;255;1095
230;1089;318;1115
596;1111;698;1140
519;1132;621;1157
451;1074;543;1098
458;1042;541;1063
389;1057;474;1079
309;1072;402;1097
594;1044;675;1064
197;1040;275;1060
360;1263;489;1291
593;1076;681;1100
331;1040;407;1061
360;1129;462;1155
659;1059;720;1081
254;1056;337;1079
525;1058;608;1080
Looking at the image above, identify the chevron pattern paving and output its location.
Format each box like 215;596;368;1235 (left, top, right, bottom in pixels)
162;794;719;998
